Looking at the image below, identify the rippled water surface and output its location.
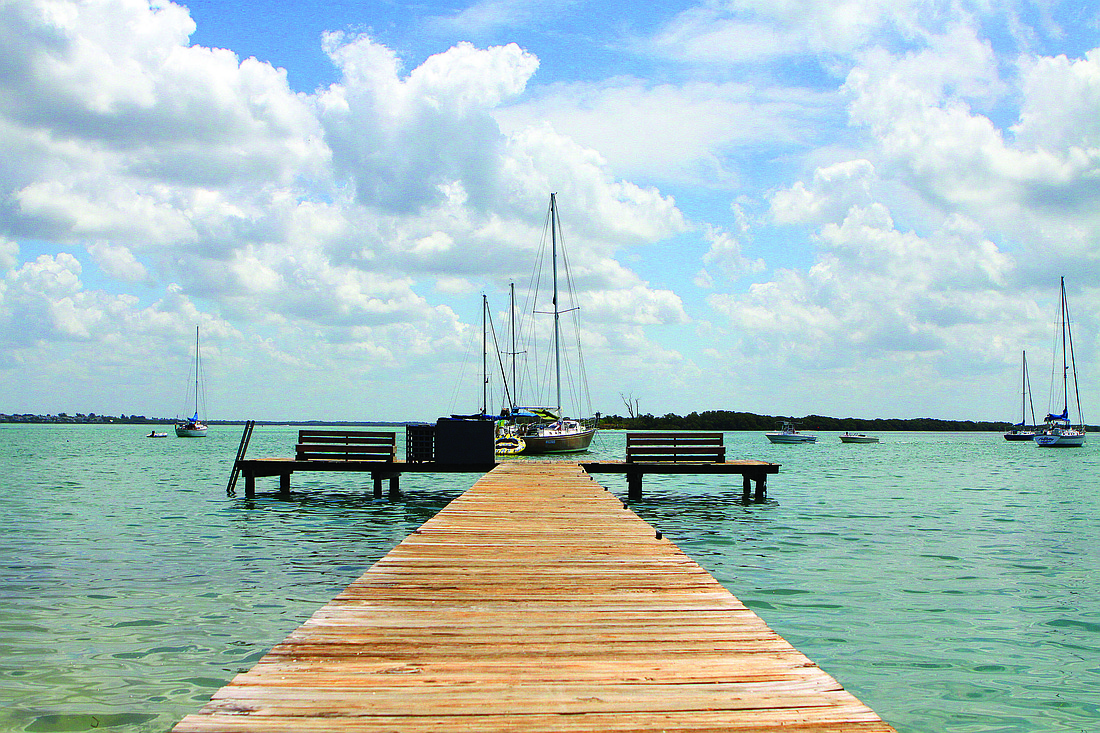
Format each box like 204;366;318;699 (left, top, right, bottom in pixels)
1;425;1097;732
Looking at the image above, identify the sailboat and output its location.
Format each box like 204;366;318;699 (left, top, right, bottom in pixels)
1003;351;1038;441
175;326;209;438
1034;278;1085;447
498;193;598;454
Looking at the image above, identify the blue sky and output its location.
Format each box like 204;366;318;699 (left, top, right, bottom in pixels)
1;0;1098;423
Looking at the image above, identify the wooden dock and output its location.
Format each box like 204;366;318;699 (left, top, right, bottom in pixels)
178;461;895;732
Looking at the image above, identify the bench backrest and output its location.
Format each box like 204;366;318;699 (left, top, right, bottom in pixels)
296;430;396;462
625;432;725;463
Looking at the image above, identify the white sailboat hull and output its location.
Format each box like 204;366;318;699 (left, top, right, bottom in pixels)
175;423;208;437
1034;430;1085;447
520;426;596;454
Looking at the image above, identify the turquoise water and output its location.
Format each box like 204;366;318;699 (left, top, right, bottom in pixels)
1;425;1097;732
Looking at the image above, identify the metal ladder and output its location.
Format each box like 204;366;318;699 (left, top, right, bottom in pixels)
226;420;255;497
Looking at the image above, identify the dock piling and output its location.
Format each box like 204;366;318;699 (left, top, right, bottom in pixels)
372;470;400;499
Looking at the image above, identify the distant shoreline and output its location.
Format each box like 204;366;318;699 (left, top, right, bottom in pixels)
0;414;414;427
3;410;1087;432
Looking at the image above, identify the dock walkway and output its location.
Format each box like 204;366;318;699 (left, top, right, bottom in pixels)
176;462;895;732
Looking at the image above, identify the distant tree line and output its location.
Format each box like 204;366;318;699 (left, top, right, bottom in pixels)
597;410;1015;432
0;413;415;426
0;413;147;424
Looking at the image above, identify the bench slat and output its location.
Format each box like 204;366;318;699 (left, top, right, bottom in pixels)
295;444;395;452
629;435;721;442
625;432;723;438
294;451;393;457
297;429;396;433
626;446;725;454
297;436;395;445
627;452;726;459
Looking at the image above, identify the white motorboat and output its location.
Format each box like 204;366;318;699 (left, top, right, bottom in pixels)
766;421;816;443
1035;278;1086;448
839;432;879;443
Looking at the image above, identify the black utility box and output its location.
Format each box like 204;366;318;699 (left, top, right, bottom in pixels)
405;424;435;463
434;418;495;464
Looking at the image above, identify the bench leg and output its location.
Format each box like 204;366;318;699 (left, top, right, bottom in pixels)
628;471;643;502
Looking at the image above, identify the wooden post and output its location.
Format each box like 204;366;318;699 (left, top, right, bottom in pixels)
245;471;255;499
279;473;290;499
754;474;767;502
628;471;643;502
742;475;751;503
372;471;400;499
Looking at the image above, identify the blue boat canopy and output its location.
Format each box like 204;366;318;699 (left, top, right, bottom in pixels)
512;407;560;420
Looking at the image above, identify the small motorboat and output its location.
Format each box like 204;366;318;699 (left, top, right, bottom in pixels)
765;421;817;443
839;432;879;444
147;431;168;438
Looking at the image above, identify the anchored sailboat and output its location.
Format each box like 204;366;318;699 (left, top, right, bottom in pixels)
175;326;208;438
1034;278;1085;447
498;193;598;454
1003;351;1038;441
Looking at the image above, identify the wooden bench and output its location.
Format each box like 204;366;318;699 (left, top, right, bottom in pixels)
295;430;396;462
626;432;726;463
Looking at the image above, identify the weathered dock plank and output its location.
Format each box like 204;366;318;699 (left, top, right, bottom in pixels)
175;462;895;733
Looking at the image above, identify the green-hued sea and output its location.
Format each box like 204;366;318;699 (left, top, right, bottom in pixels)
1;424;1097;732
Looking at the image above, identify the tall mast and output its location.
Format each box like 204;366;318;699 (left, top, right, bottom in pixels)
481;294;488;415
510;282;517;409
1021;351;1026;424
1061;277;1068;417
193;326;200;418
550;193;561;415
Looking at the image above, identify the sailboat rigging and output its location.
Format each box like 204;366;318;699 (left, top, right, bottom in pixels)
175;325;208;438
1034;277;1086;447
